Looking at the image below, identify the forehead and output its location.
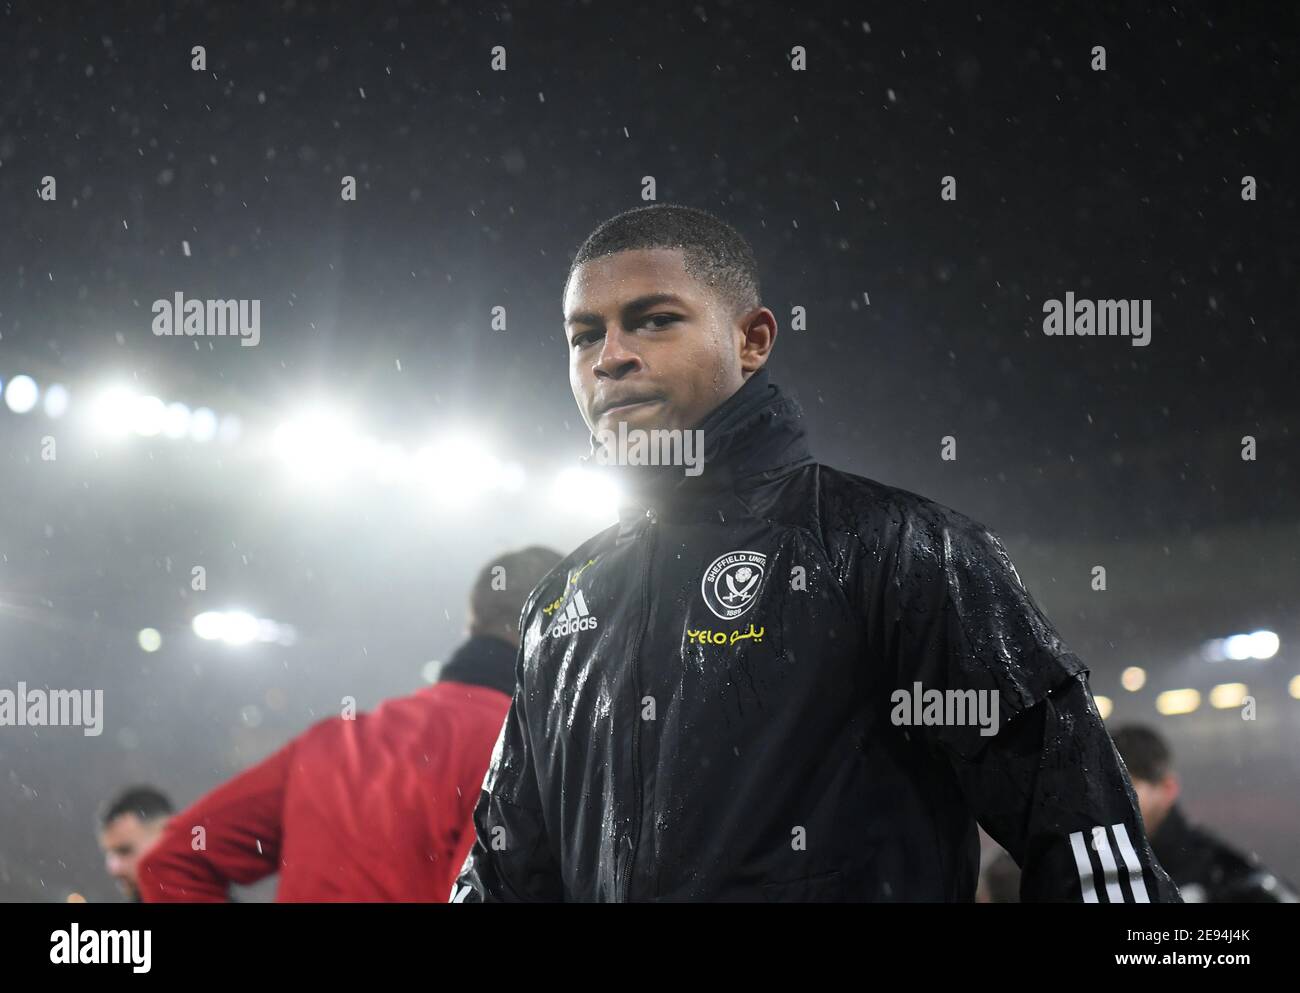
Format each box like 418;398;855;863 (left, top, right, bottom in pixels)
100;814;146;844
563;247;703;316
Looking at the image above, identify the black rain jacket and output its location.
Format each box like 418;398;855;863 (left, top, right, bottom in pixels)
455;369;1181;902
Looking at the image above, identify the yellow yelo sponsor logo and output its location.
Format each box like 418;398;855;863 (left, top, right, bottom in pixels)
542;558;597;617
686;623;766;646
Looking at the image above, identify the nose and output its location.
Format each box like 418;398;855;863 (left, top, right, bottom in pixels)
593;326;642;381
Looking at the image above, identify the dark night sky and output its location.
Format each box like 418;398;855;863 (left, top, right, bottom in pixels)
0;1;1297;900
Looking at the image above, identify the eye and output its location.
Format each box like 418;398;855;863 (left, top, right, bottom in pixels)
641;313;679;329
570;329;602;349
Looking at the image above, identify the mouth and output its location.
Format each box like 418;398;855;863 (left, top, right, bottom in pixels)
594;396;663;420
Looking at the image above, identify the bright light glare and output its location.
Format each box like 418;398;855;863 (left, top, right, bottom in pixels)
44;383;70;419
1209;683;1248;709
193;610;291;647
1225;634;1254;660
1120;666;1146;692
163;402;191;439
192;611;225;641
426;434;503;506
132;395;166;436
93;388;139;438
370;441;412;486
190;407;218;443
221;611;260;646
4;375;40;414
1248;630;1280;660
1202;630;1280;662
499;461;527;493
552;466;623;519
273;409;360;486
1155;688;1201;716
218;414;242;445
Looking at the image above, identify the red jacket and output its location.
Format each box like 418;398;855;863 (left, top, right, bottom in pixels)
139;674;511;902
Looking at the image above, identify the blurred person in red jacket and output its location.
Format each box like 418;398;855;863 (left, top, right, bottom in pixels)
139;545;561;902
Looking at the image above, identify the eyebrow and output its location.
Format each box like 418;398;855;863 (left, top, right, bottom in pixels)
565;292;688;328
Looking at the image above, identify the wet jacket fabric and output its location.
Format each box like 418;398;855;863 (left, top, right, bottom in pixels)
1151;805;1298;903
139;635;514;902
454;369;1180;902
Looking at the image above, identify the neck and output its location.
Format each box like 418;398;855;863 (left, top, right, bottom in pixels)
601;368;813;525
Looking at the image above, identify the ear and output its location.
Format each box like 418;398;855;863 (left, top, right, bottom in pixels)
1164;772;1181;804
737;306;777;374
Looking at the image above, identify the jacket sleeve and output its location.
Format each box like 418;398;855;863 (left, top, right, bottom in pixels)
884;505;1181;903
138;737;292;902
451;640;565;902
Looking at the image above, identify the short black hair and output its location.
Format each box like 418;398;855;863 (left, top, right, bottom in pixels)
1111;725;1173;783
99;786;173;828
469;546;564;640
567;203;761;318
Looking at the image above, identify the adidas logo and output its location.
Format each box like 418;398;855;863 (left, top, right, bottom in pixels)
548;589;599;638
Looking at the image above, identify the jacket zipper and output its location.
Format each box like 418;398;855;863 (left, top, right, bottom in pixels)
621;507;657;901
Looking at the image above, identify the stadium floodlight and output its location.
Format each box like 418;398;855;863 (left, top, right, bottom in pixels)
162;402;191;439
131;395;167;436
43;383;70;419
1155;688;1201;716
4;374;40;414
1209;683;1249;709
1224;634;1254;661
1247;630;1280;660
189;407;219;443
192;611;225;641
1120;666;1146;692
92;387;139;438
137;628;162;653
255;618;281;644
191;610;258;646
1201;629;1280;662
193;610;294;648
415;432;504;506
221;611;260;646
273;407;360;486
252;618;299;647
1094;695;1114;720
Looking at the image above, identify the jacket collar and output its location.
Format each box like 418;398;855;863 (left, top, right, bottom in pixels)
600;368;814;530
1150;803;1194;858
437;634;517;696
